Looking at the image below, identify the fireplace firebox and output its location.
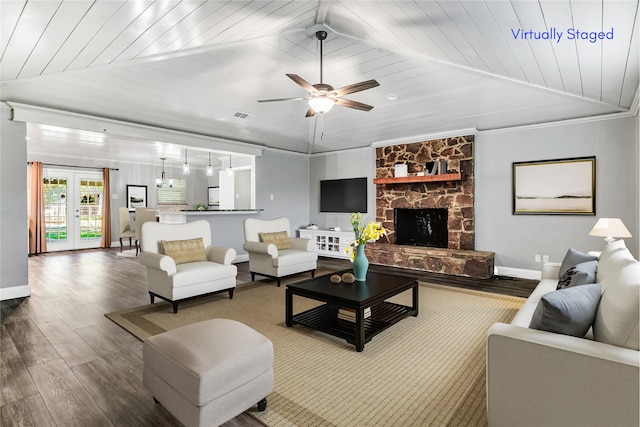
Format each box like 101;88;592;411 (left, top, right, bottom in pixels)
394;208;448;248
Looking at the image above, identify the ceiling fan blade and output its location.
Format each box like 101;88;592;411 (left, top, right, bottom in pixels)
334;98;375;111
286;74;316;93
305;107;317;118
333;79;380;96
258;96;310;103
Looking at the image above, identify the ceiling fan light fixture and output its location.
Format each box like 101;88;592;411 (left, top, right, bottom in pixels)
308;97;335;114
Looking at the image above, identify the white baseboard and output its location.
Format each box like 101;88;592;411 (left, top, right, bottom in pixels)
495;266;541;281
233;253;249;263
0;285;31;301
112;240;135;249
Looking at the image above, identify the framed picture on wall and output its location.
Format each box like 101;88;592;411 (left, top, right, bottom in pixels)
513;156;595;215
126;185;148;212
208;186;220;206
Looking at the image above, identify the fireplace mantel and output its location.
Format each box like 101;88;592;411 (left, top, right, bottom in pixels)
373;172;462;185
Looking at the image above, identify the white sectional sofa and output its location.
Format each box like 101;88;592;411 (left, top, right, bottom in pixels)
486;240;639;427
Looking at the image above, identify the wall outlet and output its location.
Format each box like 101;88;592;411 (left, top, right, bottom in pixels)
542;255;550;263
535;254;541;263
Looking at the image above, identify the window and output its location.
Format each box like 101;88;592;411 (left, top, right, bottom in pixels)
157;178;187;205
78;178;103;240
43;177;68;242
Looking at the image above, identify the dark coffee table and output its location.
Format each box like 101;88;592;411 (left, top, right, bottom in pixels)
285;270;419;351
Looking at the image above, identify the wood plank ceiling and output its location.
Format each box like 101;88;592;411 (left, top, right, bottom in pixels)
1;0;638;163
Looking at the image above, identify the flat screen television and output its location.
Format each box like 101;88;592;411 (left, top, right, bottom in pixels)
320;177;367;213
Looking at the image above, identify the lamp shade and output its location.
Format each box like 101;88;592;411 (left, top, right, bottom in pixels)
308;97;335;114
589;218;631;244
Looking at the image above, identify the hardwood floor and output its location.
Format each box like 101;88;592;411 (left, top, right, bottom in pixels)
1;248;537;426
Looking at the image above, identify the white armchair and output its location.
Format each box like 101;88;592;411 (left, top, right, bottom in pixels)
243;217;317;286
138;220;237;313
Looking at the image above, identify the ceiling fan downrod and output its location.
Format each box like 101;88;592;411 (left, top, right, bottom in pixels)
316;30;327;84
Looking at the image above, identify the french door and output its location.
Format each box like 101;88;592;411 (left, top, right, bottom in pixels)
43;168;104;251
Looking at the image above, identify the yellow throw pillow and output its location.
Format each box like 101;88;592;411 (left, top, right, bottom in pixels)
161;238;207;265
259;231;291;250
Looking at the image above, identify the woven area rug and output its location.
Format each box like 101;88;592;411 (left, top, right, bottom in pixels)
106;275;524;427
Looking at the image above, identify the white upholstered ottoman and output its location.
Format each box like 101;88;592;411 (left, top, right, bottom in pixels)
143;319;274;427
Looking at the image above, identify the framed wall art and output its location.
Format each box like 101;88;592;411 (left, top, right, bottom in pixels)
513;156;595;215
126;185;148;212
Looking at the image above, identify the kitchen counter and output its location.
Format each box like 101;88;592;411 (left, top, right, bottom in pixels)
159;209;263;223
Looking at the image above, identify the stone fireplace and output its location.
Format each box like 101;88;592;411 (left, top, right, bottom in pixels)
376;135;475;250
366;135;495;279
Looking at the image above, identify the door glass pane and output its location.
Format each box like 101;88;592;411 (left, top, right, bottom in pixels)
44;177;68;242
79;178;103;241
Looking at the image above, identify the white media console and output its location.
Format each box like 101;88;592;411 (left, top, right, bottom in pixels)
298;228;355;259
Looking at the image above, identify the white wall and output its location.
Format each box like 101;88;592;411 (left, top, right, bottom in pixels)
114;149;311;258
309;114;639;274
3;102;636;300
475;115;638;270
32;150;310;258
0;105;29;299
309;147;376;231
194;150;311;259
255;150;311;231
108;161;221;239
7;105;309;272
636;112;640;257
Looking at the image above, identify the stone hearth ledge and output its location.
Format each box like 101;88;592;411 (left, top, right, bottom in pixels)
365;243;494;279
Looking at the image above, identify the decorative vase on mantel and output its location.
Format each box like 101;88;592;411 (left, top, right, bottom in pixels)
352;244;369;281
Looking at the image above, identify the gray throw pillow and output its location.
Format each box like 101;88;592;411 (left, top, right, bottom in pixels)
529;284;602;337
557;260;598;290
559;248;598;278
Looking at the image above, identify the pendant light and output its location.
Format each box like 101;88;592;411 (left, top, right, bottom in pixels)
156;158;173;188
182;149;190;174
226;155;233;176
206;152;214;176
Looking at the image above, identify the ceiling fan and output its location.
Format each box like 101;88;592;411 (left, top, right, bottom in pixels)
258;30;379;117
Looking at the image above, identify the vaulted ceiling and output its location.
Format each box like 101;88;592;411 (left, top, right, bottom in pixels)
1;0;638;164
